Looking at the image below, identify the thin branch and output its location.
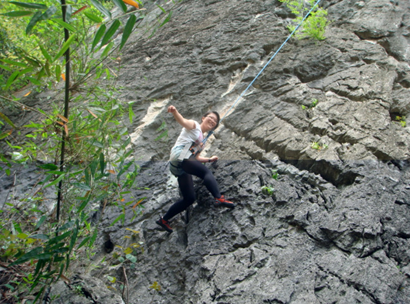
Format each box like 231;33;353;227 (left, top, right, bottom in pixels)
122;266;129;304
0;95;48;118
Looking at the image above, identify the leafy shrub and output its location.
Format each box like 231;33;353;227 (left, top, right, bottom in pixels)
279;0;329;41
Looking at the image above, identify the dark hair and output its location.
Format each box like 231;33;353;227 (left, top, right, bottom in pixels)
202;111;220;130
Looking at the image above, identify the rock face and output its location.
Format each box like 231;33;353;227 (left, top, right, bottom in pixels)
2;0;410;303
89;0;410;303
97;160;410;304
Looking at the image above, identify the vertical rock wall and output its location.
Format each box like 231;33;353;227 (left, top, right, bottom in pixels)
86;0;410;303
6;0;404;302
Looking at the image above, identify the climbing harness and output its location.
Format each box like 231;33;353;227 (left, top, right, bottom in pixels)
177;142;202;161
202;0;323;146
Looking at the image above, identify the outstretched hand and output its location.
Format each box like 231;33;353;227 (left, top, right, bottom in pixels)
167;105;177;113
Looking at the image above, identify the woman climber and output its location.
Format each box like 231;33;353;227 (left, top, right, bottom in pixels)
156;105;235;233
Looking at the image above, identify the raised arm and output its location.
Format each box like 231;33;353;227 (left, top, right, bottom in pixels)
168;105;196;130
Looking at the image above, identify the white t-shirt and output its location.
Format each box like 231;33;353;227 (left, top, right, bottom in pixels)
170;121;203;161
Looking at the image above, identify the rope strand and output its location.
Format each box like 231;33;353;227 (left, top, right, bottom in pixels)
203;0;322;145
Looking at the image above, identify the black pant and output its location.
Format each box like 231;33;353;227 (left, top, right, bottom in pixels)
163;157;221;221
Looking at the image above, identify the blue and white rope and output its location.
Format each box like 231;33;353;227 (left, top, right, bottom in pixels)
203;0;322;145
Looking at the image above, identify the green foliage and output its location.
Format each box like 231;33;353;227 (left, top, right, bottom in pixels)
301;98;318;110
0;0;176;95
155;121;168;141
394;115;406;127
1;101;141;297
311;141;328;150
0;0;128;93
279;0;329;41
261;169;278;196
261;185;275;196
0;0;177;302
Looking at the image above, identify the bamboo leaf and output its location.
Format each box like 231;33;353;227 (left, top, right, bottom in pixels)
99;153;105;174
43;173;65;189
101;41;114;58
55;64;61;82
9;2;48;10
156;4;166;13
39;44;52;62
52;18;76;32
9;247;43;266
77;237;90;249
48;230;71;245
90;0;111;19
69;222;78;254
39;5;57;21
121;136;131;149
57;114;68;122
84;11;102;23
0;64;11;71
35;215;47;230
1;11;33;17
38;163;58;170
77;195;91;213
1;58;28;68
28;77;41;85
155;130;168;141
101;19;120;46
45;61;51;76
58;221;74;232
22;55;41;67
73;5;87;16
90;159;98;177
110;214;125;227
123;0;139;9
0;112;17;128
53;34;76;62
89;229;98;247
73;183;91;191
132;198;144;209
120;14;136;50
112;0;127;13
19;67;34;76
0;130;13;140
91;24;106;51
30;234;49;240
160;11;172;28
128;103;135;123
4;70;20;90
26;11;43;35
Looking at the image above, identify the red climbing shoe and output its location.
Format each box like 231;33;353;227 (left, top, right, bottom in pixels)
214;195;235;209
156;217;173;233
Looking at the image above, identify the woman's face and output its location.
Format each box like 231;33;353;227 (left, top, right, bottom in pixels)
202;113;218;131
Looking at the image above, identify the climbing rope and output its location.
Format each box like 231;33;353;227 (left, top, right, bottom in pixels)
203;0;322;145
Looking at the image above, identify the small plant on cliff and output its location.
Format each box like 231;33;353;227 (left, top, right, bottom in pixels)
311;141;328;150
279;0;329;41
395;115;406;127
271;169;279;180
261;185;275;196
302;98;318;110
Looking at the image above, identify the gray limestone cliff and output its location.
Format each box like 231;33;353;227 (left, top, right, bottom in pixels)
2;0;410;303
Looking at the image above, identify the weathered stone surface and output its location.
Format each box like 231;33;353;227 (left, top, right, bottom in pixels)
2;0;410;303
92;159;410;304
48;274;124;304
